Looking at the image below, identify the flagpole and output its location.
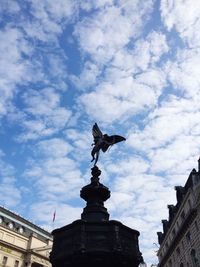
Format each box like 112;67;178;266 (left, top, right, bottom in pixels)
52;209;56;231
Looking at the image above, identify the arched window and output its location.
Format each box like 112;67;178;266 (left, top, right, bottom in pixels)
8;221;14;229
18;226;24;234
191;249;199;267
180;263;184;267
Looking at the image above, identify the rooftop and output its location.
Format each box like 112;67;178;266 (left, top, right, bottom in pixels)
0;205;52;240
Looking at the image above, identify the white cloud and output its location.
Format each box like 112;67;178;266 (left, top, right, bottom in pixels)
79;68;166;123
28;0;76;22
46;54;68;91
127;94;200;177
166;48;200;97
74;1;153;64
127;93;200;186
128;98;200;150
0;27;31;116
23;88;61;115
24;0;77;42
0;0;20;16
75;7;131;63
149;135;200;174
17;88;71;141
25;162;83;202
0;177;21;207
0;151;21;207
104;155;177;227
80;0;113;11
107;156;149;175
76;29;168;124
36;138;73;158
70;61;100;90
24;137;84;201
0;0;76;122
146;31;169;63
112;32;168;73
161;0;200;47
107;191;135;214
65;128;92;162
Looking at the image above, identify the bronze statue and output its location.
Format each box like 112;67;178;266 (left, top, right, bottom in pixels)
91;123;126;165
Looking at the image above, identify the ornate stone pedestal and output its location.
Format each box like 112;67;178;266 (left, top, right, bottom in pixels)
50;166;143;267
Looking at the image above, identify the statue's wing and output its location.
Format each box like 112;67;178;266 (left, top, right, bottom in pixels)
92;123;103;139
101;135;126;152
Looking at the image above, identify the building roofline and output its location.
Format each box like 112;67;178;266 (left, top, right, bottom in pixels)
0;205;52;240
157;164;200;245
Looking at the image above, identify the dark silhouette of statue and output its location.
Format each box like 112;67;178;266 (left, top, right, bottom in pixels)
91;123;126;165
50;123;144;267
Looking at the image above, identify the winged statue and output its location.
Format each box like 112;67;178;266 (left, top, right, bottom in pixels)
91;123;126;165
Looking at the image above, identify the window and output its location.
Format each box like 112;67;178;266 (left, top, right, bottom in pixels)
18;227;24;234
186;231;191;244
176;246;180;256
172;228;176;237
180;263;184;267
195;221;199;231
14;260;19;267
188;199;192;209
2;256;8;266
8;222;14;229
191;249;199;267
181;210;185;221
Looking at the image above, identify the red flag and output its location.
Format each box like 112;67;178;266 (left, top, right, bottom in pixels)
53;210;56;222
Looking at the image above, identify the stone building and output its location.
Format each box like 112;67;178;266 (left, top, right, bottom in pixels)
0;206;52;267
157;159;200;267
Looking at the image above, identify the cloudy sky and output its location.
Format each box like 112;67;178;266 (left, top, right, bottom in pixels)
1;0;200;265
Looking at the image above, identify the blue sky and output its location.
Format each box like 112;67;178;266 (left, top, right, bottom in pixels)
1;0;200;265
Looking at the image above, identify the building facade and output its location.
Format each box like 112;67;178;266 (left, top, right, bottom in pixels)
157;160;200;267
0;206;52;267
